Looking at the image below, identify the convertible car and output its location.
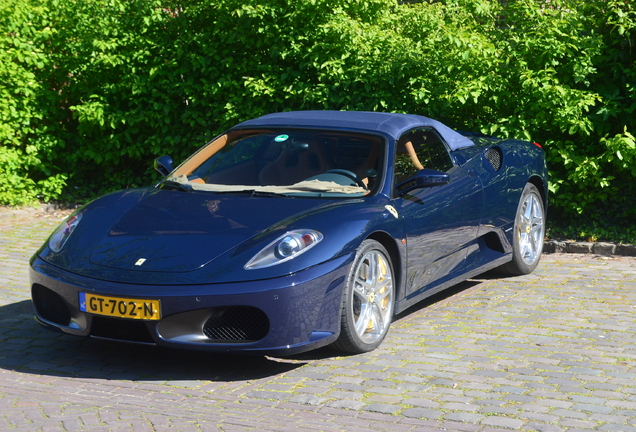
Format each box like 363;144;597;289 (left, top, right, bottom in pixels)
30;111;547;355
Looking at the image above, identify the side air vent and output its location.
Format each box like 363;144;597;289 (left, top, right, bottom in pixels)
483;232;505;253
203;306;269;342
32;284;72;326
484;147;503;171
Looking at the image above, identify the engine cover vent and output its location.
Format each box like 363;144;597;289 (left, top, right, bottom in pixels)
484;147;503;171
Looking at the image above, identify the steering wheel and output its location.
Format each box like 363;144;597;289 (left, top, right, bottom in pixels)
324;169;367;189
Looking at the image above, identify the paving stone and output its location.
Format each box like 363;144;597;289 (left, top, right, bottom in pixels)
402;398;439;408
330;376;364;385
401;408;443;419
475;399;507;407
362;379;393;388
572;402;615;414
333;383;366;392
366;386;404;395
504;394;536;403
570;394;609;404
497;386;528;394
441;402;480;412
438;421;481;431
394;382;431;392
3;216;636;430
599;425;636;432
443;412;484;423
357;371;392;380
325;399;366;410
243;391;290;401
437;394;473;403
551;408;589;419
363;403;400;414
481;416;525;429
523;422;565;432
327;391;364;400
287;394;328;406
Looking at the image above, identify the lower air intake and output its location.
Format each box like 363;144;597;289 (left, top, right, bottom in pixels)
32;284;71;326
203;306;269;342
91;316;155;344
485;147;503;171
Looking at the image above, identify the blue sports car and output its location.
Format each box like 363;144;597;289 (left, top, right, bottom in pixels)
30;111;547;355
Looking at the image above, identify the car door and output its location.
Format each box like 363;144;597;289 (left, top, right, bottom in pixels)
393;128;483;295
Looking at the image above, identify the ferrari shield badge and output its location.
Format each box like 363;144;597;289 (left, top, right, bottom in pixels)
135;258;147;266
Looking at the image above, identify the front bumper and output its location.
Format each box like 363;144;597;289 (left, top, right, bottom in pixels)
29;253;354;355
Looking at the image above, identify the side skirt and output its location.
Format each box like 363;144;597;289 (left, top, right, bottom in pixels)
395;238;512;314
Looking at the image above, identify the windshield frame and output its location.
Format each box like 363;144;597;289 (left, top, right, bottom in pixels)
167;127;388;199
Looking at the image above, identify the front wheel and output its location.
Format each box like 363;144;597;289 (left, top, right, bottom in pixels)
498;183;545;275
332;240;395;354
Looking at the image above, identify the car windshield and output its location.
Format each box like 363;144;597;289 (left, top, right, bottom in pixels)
167;129;385;198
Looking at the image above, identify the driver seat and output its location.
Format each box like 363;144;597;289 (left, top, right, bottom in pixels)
258;144;332;186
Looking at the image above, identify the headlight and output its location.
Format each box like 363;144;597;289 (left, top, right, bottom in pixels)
245;229;323;270
49;213;82;252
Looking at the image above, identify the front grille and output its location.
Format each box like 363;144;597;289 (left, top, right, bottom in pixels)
203;306;269;342
91;316;155;344
484;147;503;171
32;284;71;326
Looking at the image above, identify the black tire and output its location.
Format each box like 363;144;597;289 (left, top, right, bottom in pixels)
332;240;395;353
498;183;545;275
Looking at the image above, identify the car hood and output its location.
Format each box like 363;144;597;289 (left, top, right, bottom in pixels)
86;190;326;272
38;187;396;285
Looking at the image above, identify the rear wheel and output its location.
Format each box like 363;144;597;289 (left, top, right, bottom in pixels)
498;183;545;275
332;240;395;354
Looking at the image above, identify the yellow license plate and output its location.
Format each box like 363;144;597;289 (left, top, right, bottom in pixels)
79;292;161;320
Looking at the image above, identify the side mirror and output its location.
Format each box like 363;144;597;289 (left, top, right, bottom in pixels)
396;169;450;195
154;155;174;177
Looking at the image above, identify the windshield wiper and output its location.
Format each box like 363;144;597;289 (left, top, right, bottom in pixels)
213;189;290;198
161;180;194;192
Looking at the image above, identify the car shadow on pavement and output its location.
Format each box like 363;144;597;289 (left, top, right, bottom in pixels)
393;279;482;321
0;277;490;378
0;300;305;382
283;279;485;362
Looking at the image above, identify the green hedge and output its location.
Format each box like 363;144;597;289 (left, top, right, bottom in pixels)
1;0;635;241
0;0;66;205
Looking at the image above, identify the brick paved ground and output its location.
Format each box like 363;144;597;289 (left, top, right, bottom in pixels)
1;213;636;431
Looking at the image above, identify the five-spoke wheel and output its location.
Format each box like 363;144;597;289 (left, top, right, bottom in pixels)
333;240;395;353
498;183;545;275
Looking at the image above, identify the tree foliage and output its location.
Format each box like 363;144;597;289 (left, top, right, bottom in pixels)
1;0;635;240
0;0;66;205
